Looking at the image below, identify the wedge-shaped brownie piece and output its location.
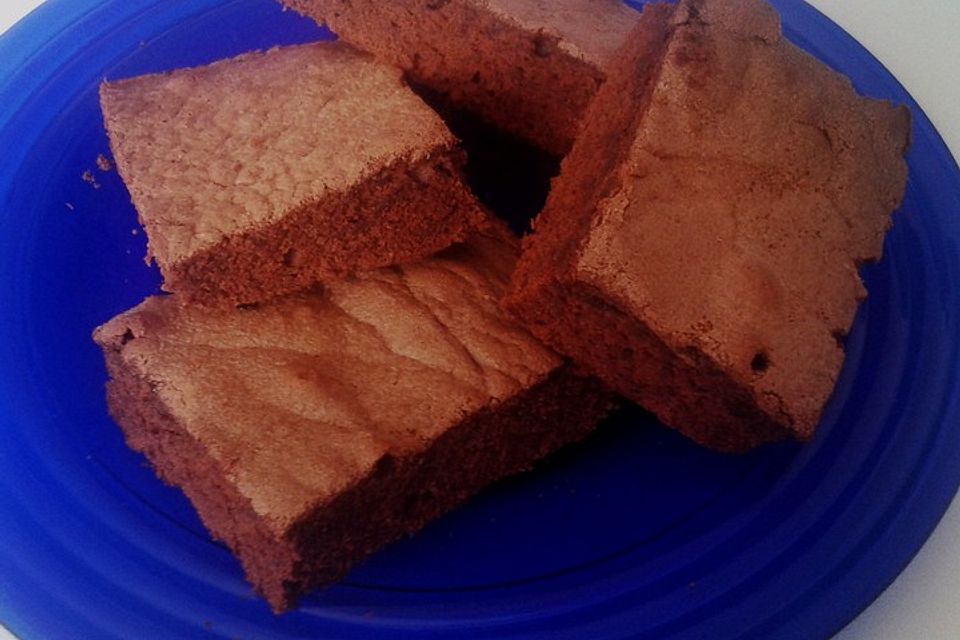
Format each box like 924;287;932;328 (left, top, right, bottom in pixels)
506;0;910;452
281;0;641;156
93;227;612;612
100;42;486;306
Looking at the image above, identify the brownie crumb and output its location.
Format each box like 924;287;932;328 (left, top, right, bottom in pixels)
96;154;114;172
81;169;102;189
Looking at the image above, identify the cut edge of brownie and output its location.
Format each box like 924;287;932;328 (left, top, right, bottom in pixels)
101;333;615;612
163;146;488;307
508;279;795;453
283;0;611;156
505;1;798;453
103;354;301;605
509;1;676;300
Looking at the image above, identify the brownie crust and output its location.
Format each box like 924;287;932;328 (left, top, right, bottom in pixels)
104;350;609;610
101;42;486;306
282;0;639;155
507;0;910;452
166;149;483;306
94;228;615;610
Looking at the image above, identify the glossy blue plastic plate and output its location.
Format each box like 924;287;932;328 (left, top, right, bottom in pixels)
1;1;959;638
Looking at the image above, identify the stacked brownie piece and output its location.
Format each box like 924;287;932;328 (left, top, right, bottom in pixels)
94;0;910;612
504;0;911;451
100;42;488;307
281;0;641;155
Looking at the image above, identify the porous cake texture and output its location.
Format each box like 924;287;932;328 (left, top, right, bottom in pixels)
282;0;640;155
101;42;486;306
94;228;613;611
506;0;910;452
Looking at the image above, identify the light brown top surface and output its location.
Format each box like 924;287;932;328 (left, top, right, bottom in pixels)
575;0;909;432
481;0;639;65
100;42;454;270
95;230;560;533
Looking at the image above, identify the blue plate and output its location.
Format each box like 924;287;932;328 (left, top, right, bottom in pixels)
1;1;959;638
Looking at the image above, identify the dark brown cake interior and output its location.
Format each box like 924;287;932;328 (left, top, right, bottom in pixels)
282;0;638;155
105;347;610;610
168;150;483;306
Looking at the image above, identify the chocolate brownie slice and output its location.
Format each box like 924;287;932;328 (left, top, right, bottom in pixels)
505;0;910;452
281;0;640;156
100;42;486;307
93;227;613;612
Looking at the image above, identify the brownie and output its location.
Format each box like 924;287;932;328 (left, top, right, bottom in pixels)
280;0;640;156
100;42;487;307
505;0;910;452
93;227;613;612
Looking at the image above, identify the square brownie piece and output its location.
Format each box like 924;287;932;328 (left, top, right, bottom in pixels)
94;226;613;611
506;0;910;452
100;42;486;306
281;0;641;155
